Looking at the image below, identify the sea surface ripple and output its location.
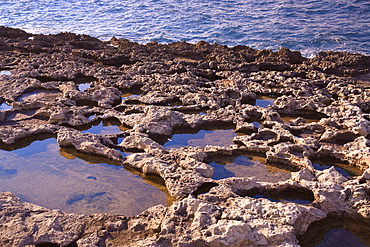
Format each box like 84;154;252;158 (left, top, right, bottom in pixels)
0;0;369;57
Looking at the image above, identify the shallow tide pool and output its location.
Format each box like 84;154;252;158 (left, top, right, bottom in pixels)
0;138;172;215
163;128;239;149
82;119;130;135
209;155;291;183
255;95;275;108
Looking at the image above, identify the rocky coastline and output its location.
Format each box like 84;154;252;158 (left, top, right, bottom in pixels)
0;26;370;246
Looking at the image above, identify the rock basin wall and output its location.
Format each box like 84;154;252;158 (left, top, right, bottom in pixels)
0;26;370;246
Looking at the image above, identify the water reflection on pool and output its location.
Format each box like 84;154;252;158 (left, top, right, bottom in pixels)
163;129;239;149
255;95;275;108
78;83;91;92
0;70;11;76
0;102;12;111
299;216;370;247
0;138;172;215
209;155;291;183
313;228;368;247
82;118;130;135
312;161;362;177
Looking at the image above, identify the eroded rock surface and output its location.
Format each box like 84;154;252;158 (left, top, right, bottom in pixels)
1;26;370;246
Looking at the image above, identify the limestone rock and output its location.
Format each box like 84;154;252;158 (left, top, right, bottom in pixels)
1;27;370;246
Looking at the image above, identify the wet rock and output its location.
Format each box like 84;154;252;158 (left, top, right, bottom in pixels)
57;128;123;162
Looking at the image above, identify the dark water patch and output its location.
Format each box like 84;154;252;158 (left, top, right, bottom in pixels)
0;166;18;179
0;138;172;215
116;137;125;144
252;121;263;128
35;243;60;247
74;98;99;107
209;162;235;180
0;102;12;111
251;194;312;204
34;76;66;82
313;228;367;247
267;161;301;173
192;182;219;197
280;113;326;125
239;187;314;204
298;214;370;247
10;138;55;157
165;97;183;107
253;129;279;141
66;192;108;205
122;93;141;101
125;108;144;114
118;150;132;159
313;163;350;177
163;128;239;149
16;89;62;102
197;71;224;81
172;106;208;115
123;95;144;105
88;114;97;120
80;118;130;135
254;95;276;108
0;134;56;153
208;155;291;182
312;159;363;177
74;74;98;84
121;87;143;102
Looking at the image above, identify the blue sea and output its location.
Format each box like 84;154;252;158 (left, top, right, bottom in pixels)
0;0;369;57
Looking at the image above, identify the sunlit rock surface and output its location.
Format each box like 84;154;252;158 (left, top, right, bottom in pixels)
1;26;370;246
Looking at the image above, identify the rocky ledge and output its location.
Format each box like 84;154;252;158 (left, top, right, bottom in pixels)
1;26;370;246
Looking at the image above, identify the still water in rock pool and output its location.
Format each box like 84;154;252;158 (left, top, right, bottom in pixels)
0;102;12;111
0;138;172;215
164;129;239;149
78;83;91;92
312;161;362;177
314;228;368;247
0;71;11;76
255;95;275;108
209;155;291;183
82;119;130;135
